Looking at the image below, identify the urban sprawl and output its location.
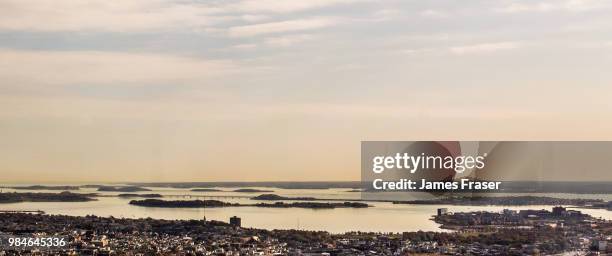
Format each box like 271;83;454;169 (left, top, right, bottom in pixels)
0;206;611;255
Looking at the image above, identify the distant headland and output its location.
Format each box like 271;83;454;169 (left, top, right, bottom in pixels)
129;199;370;209
0;191;95;203
97;186;152;192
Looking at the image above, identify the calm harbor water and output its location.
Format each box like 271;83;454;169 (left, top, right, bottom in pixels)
1;185;611;234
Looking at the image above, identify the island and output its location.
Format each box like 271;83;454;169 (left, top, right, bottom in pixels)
191;188;223;192
7;185;80;191
80;184;104;188
117;194;163;198
129;199;237;208
251;194;316;201
128;199;370;209
254;202;369;209
0;191;95;203
127;181;361;190
97;186;152;192
577;201;612;211
232;189;274;193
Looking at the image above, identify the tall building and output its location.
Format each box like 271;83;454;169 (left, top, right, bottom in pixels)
230;216;241;227
437;208;448;216
599;241;608;252
552;206;566;216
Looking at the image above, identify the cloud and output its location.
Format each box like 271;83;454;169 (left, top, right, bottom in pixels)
0;49;236;86
572;41;612;49
227;0;360;13
420;9;449;18
369;9;403;21
0;0;227;32
227;17;339;37
399;48;436;55
449;42;521;55
231;44;258;49
240;14;270;22
0;0;360;33
400;42;522;56
496;0;610;13
264;34;313;47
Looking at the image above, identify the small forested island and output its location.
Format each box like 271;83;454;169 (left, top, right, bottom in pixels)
128;181;360;189
129;199;237;208
97;186;152;192
129;199;370;209
251;194;316;201
393;196;604;206
255;202;369;209
80;184;104;188
117;193;163;198
0;191;95;203
233;188;274;193
578;201;612;211
8;185;80;191
191;188;223;192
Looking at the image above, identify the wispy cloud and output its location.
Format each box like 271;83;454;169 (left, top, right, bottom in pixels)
369;9;404;21
399;48;436;55
0;0;224;32
400;42;523;56
231;44;258;49
0;0;358;33
449;42;521;55
227;17;339;37
264;34;313;47
240;14;269;23
496;0;611;13
0;49;236;86
226;0;361;13
420;9;449;18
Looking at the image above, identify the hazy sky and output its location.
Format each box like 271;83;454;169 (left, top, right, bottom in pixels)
1;0;612;182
